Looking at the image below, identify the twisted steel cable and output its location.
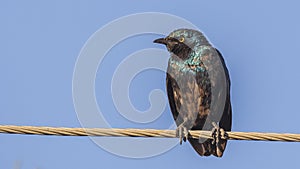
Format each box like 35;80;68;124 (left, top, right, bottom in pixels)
0;125;300;142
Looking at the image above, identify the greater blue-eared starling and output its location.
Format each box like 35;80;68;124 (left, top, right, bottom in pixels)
154;29;232;157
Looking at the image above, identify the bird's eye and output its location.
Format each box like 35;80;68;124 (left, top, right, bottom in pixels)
179;36;185;43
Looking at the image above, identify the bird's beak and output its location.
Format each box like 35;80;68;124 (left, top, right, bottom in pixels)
153;38;167;45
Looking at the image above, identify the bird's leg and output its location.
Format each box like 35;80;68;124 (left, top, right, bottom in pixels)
211;122;228;157
176;125;188;145
211;122;227;144
211;122;221;145
176;117;189;145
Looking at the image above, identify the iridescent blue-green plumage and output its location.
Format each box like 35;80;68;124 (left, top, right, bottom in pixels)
154;29;232;157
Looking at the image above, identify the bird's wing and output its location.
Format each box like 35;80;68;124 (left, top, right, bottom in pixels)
206;48;232;131
190;47;232;157
166;71;181;125
194;47;232;132
215;48;232;131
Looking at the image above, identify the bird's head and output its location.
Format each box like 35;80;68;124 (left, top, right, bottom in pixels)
154;29;210;60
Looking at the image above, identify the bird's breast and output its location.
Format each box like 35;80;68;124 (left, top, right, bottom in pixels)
167;59;212;129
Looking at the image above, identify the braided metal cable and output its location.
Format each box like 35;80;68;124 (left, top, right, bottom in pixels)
0;125;300;142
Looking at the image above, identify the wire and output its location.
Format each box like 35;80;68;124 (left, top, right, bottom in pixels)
0;125;300;142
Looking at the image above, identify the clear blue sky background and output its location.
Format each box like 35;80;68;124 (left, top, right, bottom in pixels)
1;1;300;169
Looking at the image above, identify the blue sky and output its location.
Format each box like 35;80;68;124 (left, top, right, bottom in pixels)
1;0;300;169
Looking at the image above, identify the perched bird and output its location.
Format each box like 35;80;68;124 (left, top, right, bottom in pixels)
154;29;232;157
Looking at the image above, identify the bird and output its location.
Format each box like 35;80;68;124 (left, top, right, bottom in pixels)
153;28;232;157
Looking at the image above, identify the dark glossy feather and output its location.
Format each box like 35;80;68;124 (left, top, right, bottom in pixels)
166;48;231;157
154;28;232;157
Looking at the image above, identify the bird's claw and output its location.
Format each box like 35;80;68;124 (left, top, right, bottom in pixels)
176;125;189;145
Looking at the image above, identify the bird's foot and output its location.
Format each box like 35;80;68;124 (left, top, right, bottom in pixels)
176;125;189;145
211;122;226;145
211;122;228;157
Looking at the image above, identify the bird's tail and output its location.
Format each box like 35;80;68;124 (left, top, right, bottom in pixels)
188;138;227;157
